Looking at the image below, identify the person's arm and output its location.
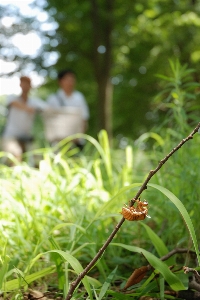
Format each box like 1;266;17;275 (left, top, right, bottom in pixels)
31;98;49;112
46;94;59;108
9;100;35;113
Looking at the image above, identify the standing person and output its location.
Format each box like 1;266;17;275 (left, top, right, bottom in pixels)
46;69;90;149
1;76;47;163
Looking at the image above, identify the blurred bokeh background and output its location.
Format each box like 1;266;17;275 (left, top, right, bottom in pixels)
1;0;200;142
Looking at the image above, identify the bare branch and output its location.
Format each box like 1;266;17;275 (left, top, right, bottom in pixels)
161;248;196;262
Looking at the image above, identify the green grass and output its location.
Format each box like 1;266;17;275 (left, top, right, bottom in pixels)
0;128;200;299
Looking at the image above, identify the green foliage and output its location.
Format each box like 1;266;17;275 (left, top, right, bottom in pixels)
1;65;200;298
0;122;200;299
98;267;118;300
149;183;200;266
111;243;186;291
0;131;146;296
154;59;200;133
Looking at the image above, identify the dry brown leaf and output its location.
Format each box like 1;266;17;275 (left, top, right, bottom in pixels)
122;265;151;291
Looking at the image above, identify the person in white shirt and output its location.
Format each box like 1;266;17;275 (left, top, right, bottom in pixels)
1;76;47;162
46;69;90;149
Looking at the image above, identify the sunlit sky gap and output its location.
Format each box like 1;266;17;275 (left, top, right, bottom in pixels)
0;0;46;95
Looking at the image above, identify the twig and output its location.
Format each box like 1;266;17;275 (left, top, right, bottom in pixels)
183;266;200;283
65;123;200;300
161;248;196;262
183;266;200;293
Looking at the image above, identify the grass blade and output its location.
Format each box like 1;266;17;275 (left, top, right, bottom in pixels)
4;266;56;291
148;183;200;265
47;250;92;299
98;266;118;300
140;223;175;266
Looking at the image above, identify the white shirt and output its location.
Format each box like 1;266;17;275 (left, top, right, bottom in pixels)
47;89;89;120
3;95;48;138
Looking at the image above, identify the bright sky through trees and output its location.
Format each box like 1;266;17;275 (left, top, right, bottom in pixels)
0;0;43;95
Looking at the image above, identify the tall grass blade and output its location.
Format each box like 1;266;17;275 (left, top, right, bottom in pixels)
125;146;133;170
50;223;86;235
140;223;175;266
0;255;9;291
159;277;165;300
98;130;112;179
93;159;103;189
136;132;164;147
53;133;105;159
98;266;118;300
148;183;200;265
24;249;93;298
47;250;92;299
4;266;56;291
137;274;158;297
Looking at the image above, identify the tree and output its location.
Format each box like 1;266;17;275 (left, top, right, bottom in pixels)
1;0;200;139
0;5;37;75
32;0;200;138
34;0;137;139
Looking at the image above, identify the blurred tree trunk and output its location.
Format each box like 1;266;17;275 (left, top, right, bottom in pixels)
97;77;113;139
91;0;113;139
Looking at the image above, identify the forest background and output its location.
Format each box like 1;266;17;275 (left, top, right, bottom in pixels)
1;0;200;142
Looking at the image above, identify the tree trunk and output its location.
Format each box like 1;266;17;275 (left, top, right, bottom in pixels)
97;77;113;139
90;0;113;140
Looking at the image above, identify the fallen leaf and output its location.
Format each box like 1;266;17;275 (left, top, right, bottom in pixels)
122;265;151;290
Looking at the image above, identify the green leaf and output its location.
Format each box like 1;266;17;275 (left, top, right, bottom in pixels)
137;276;158;297
4;266;56;291
98;130;112;179
171;92;179;99
0;255;10;290
86;276;102;288
105;289;137;299
98;267;118;300
136;132;164;147
140;223;175;266
155;74;175;82
159;277;165;300
50;223;86;235
105;290;138;300
148;183;200;265
21;250;93;298
47;250;92;299
111;243;186;291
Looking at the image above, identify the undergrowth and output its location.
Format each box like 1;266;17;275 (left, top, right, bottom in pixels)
0;60;200;299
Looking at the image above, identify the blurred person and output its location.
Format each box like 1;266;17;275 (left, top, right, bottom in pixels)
46;69;89;149
1;76;47;163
